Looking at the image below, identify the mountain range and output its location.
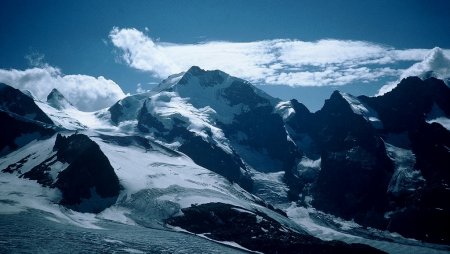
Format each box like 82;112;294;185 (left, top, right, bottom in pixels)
1;66;449;253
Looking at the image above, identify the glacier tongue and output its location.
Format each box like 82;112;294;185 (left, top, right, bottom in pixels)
385;142;424;195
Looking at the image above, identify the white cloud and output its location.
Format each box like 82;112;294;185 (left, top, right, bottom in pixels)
400;47;450;79
109;27;177;78
0;66;126;111
109;27;449;87
274;40;388;67
136;83;151;93
24;52;46;68
266;66;400;86
378;47;450;95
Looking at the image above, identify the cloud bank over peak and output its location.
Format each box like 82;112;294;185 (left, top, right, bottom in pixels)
378;47;450;95
401;47;450;79
109;27;449;87
0;66;126;111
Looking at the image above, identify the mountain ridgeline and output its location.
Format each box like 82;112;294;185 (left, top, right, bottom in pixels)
1;67;450;252
0;83;56;155
287;76;450;243
108;69;450;244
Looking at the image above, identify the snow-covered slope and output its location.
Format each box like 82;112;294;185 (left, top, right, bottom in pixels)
89;134;300;228
30;88;117;131
340;92;383;129
0;131;271;221
1;68;450;253
35;100;115;131
152;66;279;123
113;66;299;189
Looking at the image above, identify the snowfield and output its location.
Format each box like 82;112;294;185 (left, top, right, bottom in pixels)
1;68;450;253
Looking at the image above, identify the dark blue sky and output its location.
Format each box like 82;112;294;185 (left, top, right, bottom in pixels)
1;0;449;110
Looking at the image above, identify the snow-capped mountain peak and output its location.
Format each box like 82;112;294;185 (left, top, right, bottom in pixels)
153;66;230;92
178;66;229;87
20;89;36;99
46;88;74;110
111;66;280;128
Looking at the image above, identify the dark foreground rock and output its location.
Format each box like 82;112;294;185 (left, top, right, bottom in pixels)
53;134;121;212
19;133;121;213
166;202;385;254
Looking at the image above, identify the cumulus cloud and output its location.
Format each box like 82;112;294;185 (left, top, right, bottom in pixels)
400;47;450;79
378;47;450;95
0;66;126;111
109;27;176;77
110;27;448;87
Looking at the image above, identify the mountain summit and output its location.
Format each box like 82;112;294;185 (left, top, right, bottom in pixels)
46;88;74;110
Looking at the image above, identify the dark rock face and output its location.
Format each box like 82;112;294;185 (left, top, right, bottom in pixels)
410;123;450;186
108;94;148;125
386;122;450;244
166;202;384;254
286;91;393;227
1;154;33;174
46;88;73;110
312;92;382;151
285;77;450;244
52;134;120;212
0;83;53;124
221;105;301;173
0;83;56;155
178;135;253;191
136;102;254;191
108;101;123;125
21;154;58;186
0;111;55;156
223;80;268;107
137;100;166;133
218;75;300;170
314;148;391;227
287;99;312;133
310;92;393;227
178;66;225;87
360;77;450;132
357;77;450;244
